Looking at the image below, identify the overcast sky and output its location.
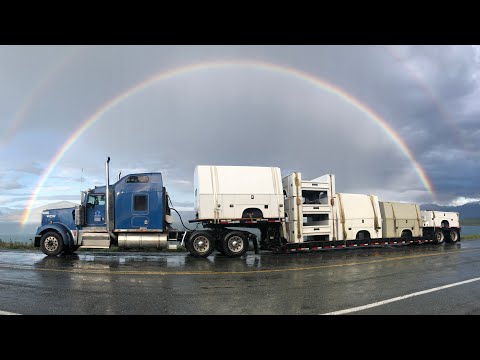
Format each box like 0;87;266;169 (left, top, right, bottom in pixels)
1;45;479;223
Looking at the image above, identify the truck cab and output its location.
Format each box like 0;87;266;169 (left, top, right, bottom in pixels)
34;158;175;256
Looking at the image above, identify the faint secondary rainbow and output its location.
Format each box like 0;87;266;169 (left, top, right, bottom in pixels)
384;45;463;146
21;59;436;224
1;46;89;147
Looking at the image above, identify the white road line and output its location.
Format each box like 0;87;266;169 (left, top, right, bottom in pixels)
0;310;21;315
322;276;480;315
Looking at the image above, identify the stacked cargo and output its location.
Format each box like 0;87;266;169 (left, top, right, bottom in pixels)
282;172;335;243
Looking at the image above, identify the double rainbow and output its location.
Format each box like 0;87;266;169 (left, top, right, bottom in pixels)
21;59;436;224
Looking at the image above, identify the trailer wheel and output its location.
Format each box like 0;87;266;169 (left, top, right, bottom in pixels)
434;229;445;244
215;238;227;255
222;231;249;257
40;231;64;256
449;229;459;243
187;232;215;258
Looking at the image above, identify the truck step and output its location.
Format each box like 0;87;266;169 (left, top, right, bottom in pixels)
79;231;111;248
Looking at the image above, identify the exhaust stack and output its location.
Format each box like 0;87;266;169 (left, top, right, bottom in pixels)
105;157;110;231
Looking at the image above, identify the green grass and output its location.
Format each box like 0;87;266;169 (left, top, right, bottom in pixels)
462;218;480;226
461;234;480;240
0;239;35;249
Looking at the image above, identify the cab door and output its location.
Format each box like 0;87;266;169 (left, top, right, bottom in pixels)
85;194;106;227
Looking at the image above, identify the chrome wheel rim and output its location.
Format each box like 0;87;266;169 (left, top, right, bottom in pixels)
193;236;210;254
227;236;244;253
44;236;59;252
451;231;458;242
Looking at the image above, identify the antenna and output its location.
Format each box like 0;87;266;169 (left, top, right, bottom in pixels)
81;168;84;189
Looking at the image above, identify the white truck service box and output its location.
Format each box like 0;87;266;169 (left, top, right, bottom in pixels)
335;193;382;240
379;202;422;238
421;211;460;228
194;165;284;220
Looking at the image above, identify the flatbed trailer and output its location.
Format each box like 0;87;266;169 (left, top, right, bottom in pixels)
186;216;437;256
274;236;435;253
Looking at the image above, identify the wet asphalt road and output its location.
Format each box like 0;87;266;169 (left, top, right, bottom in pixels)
1;240;480;315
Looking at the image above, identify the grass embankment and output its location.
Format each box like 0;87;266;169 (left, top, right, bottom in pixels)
461;218;480;226
0;239;35;249
461;234;480;240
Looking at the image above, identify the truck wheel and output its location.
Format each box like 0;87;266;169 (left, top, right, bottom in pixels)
434;229;445;244
40;231;64;256
449;229;459;243
222;231;249;257
187;232;215;258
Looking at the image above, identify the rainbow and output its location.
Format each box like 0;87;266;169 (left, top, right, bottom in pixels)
21;59;436;224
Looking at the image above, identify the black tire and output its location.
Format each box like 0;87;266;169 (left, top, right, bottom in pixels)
215;237;227;255
40;231;64;256
187;231;215;258
62;246;79;255
449;229;459;243
434;229;445;244
222;231;249;258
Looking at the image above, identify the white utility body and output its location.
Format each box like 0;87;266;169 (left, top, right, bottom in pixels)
421;210;460;228
193;165;284;221
379;202;422;238
335;193;382;241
